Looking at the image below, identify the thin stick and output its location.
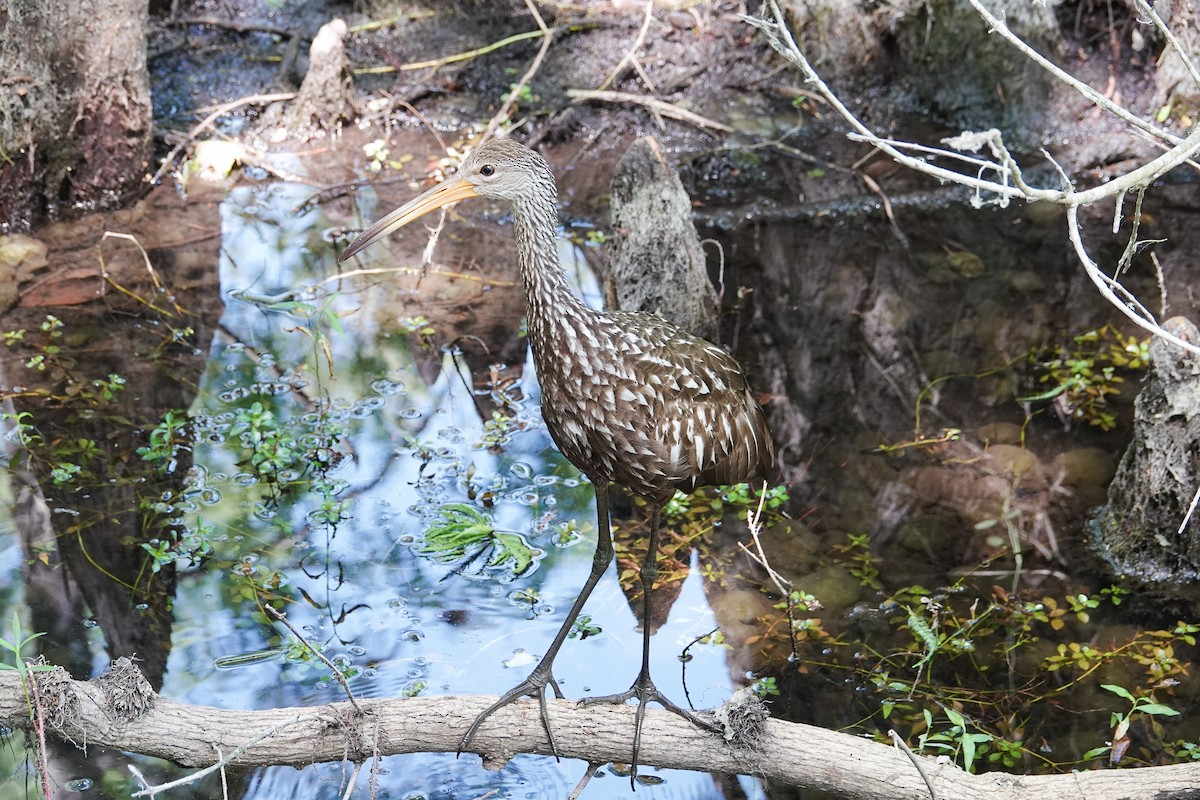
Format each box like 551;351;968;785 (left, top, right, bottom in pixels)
750;0;1200;357
889;729;940;800
419;208;450;267
1178;483;1200;537
100;232;168;297
599;1;656;91
320;265;516;289
356;27;556;75
567;762;602;800
750;2;1200;207
266;606;363;713
567;89;734;133
339;761;363;800
28;672;51;800
150;92;295;185
1066;205;1200;355
96;231;186;318
219;744;230;799
859;171;907;247
738;482;791;596
1135;0;1200;90
963;0;1182;146
482;0;554;142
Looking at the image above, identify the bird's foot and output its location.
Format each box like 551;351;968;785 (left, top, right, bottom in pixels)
459;663;565;758
580;671;717;785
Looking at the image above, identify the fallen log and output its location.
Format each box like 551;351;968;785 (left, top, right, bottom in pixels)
3;664;1198;800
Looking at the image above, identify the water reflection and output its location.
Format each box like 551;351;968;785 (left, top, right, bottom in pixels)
163;179;738;798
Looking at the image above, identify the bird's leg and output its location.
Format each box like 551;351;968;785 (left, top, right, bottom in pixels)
459;481;615;758
581;503;717;784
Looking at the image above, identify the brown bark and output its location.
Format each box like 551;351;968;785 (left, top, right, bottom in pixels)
6;666;1200;800
0;0;152;229
1094;316;1200;614
607;136;719;341
282;18;356;140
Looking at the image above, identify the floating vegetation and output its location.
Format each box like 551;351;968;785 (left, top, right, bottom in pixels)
418;502;543;577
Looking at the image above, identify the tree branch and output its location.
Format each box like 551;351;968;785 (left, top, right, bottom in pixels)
746;0;1200;357
8;668;1200;800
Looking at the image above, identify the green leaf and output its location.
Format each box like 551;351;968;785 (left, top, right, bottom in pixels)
1015;384;1068;403
1101;684;1135;702
962;735;976;773
1136;703;1180;717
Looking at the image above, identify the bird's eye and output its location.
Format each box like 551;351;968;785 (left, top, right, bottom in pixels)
480;164;495;177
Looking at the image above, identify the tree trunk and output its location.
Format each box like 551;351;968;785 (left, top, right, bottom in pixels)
1093;316;1200;614
0;0;151;230
606;136;719;341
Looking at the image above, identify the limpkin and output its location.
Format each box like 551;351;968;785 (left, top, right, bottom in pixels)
340;138;774;774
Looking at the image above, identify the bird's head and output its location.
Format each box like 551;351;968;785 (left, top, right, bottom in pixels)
339;139;553;263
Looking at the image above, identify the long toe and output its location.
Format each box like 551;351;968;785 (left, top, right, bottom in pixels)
581;675;715;729
579;674;719;787
459;667;563;757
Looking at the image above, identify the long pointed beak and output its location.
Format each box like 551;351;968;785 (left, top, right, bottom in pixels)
339;175;480;263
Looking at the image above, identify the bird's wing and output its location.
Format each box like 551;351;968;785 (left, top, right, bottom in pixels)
610;312;774;490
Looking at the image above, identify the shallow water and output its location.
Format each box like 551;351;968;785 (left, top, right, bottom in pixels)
0;170;766;799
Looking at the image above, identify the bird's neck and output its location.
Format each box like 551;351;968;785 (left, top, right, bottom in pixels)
511;195;598;343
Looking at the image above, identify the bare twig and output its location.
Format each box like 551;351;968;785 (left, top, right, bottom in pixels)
27;673;51;800
859;171;907;247
566;89;734;133
747;0;1200;357
482;0;554;142
355;27;557;74
339;761;363;800
150;92;296;185
1179;483;1200;537
266;606;363;714
321;265;516;290
215;743;229;800
1134;0;1200;90
1065;205;1200;354
567;762;602;800
749;2;1200;207
890;729;940;800
96;231;186;317
737;482;791;596
963;0;1182;146
418;208;451;267
599;1;656;92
